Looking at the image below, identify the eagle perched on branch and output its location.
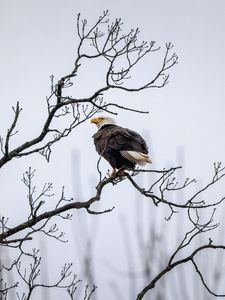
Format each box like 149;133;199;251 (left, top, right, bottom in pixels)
91;116;152;176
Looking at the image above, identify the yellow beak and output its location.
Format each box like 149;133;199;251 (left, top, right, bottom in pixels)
90;118;99;124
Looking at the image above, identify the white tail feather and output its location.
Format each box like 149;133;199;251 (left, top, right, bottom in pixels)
120;150;152;166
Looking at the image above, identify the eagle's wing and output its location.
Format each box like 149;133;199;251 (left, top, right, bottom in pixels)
112;127;149;153
93;125;151;165
117;127;152;165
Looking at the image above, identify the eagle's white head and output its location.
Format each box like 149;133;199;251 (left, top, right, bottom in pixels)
90;116;116;129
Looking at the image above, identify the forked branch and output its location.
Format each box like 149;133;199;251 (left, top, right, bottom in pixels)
0;164;224;247
137;244;225;299
0;11;177;168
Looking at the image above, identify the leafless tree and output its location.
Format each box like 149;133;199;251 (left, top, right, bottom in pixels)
0;10;225;300
116;149;225;299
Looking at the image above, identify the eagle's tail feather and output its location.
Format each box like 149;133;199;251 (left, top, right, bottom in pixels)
120;150;152;166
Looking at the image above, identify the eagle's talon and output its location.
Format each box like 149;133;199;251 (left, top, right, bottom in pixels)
111;168;117;178
106;169;117;178
118;169;125;177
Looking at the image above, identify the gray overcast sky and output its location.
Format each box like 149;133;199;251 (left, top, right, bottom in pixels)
0;1;225;299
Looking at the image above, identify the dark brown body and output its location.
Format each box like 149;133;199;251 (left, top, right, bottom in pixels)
92;124;149;170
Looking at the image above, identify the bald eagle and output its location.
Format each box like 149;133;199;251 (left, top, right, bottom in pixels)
91;116;152;176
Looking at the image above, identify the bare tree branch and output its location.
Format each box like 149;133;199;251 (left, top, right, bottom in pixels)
137;244;225;300
0;11;177;169
2;10;225;300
